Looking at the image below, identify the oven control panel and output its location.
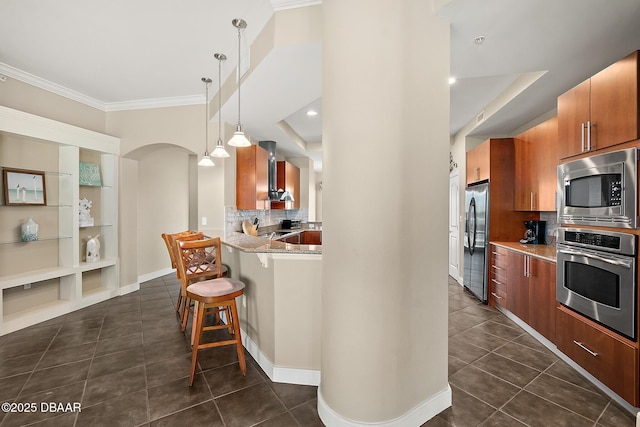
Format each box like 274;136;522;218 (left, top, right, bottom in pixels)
564;230;620;249
558;227;636;256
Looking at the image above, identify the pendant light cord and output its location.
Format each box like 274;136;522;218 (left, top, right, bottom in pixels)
218;58;222;141
236;25;242;128
205;80;209;152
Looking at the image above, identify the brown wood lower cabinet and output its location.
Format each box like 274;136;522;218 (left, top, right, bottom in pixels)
527;257;556;342
556;306;639;406
507;251;529;324
490;244;640;406
489;245;508;309
494;247;556;342
282;234;301;244
301;230;322;245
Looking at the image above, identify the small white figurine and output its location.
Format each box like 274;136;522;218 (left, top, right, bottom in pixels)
79;198;94;227
86;234;101;262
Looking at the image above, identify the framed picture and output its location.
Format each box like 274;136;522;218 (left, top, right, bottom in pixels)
3;168;47;206
79;161;102;186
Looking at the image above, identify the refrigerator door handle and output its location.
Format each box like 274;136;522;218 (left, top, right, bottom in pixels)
468;197;477;255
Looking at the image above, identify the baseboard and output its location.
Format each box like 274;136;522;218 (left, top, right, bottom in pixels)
118;282;140;296
240;328;321;386
317;384;451;426
138;267;174;284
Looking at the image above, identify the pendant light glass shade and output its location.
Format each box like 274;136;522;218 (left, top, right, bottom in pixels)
228;127;251;147
198;77;215;167
198;155;215;167
211;53;230;157
211;143;230;157
228;18;251;147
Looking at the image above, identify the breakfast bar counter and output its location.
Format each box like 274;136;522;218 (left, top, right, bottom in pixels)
222;231;321;254
221;230;322;387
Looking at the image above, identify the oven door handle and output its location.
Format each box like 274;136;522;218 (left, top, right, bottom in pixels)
557;247;634;269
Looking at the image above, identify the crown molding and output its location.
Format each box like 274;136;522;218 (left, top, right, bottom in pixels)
104;95;203;112
0;62;204;113
0;62;106;110
271;0;321;11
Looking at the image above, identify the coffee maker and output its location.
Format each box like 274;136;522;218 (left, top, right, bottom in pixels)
520;220;547;244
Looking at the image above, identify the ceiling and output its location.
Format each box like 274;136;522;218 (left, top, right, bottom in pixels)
1;0;639;171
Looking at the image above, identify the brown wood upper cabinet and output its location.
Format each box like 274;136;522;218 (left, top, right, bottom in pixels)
465;140;490;185
271;161;300;210
514;116;558;211
236;145;269;210
465;138;538;242
558;50;639;159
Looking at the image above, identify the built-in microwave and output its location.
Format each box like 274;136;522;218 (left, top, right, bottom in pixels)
557;147;638;228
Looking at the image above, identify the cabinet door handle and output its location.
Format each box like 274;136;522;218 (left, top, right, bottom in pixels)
530;192;534;210
573;340;598;357
581;122;586;152
491;292;502;300
491;251;503;256
492;265;504;271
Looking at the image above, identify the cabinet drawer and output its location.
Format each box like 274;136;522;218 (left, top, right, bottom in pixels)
556;307;639;406
491;247;509;268
490;264;507;283
490;280;507;309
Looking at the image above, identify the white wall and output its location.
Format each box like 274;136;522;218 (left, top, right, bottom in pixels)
135;146;191;275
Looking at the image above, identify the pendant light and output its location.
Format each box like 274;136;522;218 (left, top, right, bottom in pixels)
228;18;251;147
211;53;230;158
198;77;215;167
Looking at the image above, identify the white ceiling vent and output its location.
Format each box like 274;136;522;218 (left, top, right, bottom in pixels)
476;110;485;124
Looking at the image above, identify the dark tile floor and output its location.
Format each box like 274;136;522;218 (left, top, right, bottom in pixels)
0;274;637;426
424;277;637;427
0;274;322;427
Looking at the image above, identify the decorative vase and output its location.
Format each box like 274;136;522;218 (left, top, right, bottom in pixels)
21;217;39;242
86;234;101;263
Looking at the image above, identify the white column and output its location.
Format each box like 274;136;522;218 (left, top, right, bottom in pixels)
319;0;451;425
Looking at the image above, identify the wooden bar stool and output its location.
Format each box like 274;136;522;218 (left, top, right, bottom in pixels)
161;230;204;315
162;231;229;321
175;237;246;385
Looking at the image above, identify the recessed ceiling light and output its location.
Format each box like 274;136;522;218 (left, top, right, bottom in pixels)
474;35;486;45
306;110;318;116
449;77;456;85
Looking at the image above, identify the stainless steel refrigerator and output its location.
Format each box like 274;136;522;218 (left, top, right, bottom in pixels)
463;182;489;303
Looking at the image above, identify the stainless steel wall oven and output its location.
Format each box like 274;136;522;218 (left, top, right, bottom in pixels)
556;227;637;340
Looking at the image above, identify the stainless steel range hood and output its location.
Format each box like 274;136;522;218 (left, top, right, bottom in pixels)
258;140;280;201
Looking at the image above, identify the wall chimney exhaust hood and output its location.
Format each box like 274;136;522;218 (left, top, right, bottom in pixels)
258;140;280;201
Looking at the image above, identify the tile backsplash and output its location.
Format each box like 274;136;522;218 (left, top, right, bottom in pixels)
540;211;558;244
225;207;308;233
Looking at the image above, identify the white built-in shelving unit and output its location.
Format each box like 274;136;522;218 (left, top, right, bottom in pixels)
0;106;120;335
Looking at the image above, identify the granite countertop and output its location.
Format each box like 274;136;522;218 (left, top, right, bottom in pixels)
491;241;556;263
222;230;322;255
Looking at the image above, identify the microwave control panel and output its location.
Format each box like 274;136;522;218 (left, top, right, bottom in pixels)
608;178;622;205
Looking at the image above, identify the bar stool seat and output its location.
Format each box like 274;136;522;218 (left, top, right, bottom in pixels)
187;278;244;298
